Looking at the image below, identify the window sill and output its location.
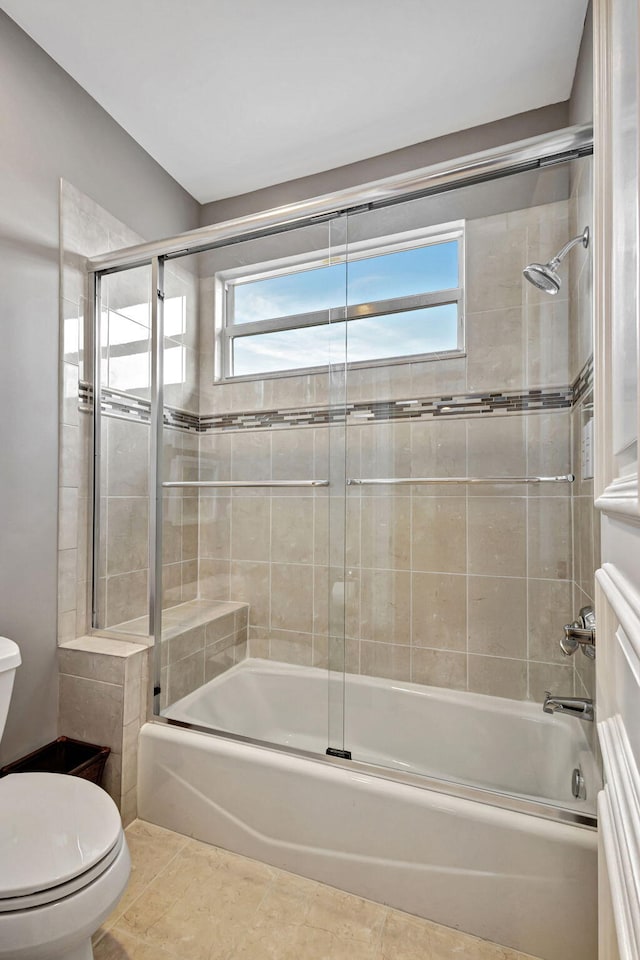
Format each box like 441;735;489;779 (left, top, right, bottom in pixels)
215;348;467;386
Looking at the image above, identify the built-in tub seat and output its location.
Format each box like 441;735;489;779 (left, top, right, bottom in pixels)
112;599;249;708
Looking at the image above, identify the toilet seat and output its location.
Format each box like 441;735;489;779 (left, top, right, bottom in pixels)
0;830;124;912
0;772;123;909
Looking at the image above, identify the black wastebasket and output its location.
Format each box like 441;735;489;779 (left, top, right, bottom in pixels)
0;736;110;786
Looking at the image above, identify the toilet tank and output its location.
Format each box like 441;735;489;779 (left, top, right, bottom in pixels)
0;638;21;743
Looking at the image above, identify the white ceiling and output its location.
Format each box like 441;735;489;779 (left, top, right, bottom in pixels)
2;0;589;204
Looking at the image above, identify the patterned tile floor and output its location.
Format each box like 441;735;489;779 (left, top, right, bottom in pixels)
94;820;540;960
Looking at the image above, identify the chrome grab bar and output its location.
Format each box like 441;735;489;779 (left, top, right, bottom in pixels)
347;474;574;486
162;480;329;488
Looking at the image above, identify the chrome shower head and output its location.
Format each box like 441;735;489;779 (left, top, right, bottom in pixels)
523;261;561;295
523;226;589;296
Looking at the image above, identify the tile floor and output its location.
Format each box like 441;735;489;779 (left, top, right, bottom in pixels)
94;820;541;960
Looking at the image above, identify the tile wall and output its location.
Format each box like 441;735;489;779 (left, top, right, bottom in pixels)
157;600;249;709
59;180;128;645
97;261;201;631
96;417;201;630
58;184;204;816
57;635;149;824
60;183;203;640
194;197;582;702
59;173;597;718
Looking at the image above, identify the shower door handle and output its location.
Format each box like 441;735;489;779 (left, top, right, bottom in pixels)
162;480;329;488
347;475;574;485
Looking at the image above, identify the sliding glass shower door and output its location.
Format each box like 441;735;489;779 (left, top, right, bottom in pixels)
89;133;597;821
146;217;351;759
335;162;589;805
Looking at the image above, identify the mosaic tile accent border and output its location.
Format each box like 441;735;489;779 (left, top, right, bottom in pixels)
79;383;199;432
81;368;594;434
572;355;594;406
200;386;573;432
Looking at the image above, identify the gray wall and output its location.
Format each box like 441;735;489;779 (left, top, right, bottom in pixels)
0;10;199;764
200;102;570;225
570;1;593;125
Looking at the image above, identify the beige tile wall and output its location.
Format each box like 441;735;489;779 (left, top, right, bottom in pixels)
59;181;117;644
60;182;157;641
58;636;149;824
98;419;201;630
58;185;154;818
59;184;592;713
60;183;203;640
195;409;575;702
58;186;209;817
190;197;583;703
98;257;200;631
158;601;249;709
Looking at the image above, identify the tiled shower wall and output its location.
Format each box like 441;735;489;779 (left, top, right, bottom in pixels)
59;183;201;637
58;182;155;818
60;175;594;707
195;197;580;702
196;411;575;702
59;180;147;644
97;260;201;630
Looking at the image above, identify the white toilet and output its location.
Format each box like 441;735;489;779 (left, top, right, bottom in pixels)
0;637;131;960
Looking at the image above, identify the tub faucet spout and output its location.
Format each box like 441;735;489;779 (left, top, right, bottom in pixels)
543;691;594;722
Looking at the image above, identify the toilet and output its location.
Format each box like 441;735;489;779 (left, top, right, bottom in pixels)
0;637;130;960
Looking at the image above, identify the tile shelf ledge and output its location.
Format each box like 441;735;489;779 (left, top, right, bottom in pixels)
95;598;250;644
59;635;150;656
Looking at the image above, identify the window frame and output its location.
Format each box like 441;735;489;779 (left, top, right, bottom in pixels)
214;220;466;382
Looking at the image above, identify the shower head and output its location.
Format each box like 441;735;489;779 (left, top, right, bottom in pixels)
523;261;561;295
523;226;589;296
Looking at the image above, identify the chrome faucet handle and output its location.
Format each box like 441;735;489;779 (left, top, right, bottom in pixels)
560;623;580;656
560;606;596;660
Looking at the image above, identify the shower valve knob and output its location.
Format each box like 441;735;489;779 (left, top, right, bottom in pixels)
560;606;596;659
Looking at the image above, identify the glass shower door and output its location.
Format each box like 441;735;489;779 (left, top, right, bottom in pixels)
335;164;597;817
149;218;351;762
89;147;597;821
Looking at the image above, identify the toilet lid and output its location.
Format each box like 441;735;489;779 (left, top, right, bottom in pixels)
0;773;122;898
0;636;20;671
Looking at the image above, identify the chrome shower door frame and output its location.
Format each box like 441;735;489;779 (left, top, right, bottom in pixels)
89;257;165;714
149;256;164;714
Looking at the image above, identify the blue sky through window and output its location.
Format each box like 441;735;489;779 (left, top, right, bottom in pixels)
233;240;459;325
233;303;458;377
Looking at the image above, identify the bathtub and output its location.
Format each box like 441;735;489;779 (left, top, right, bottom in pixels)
138;658;598;960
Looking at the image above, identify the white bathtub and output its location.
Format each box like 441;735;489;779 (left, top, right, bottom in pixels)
139;658;598;960
161;658;599;813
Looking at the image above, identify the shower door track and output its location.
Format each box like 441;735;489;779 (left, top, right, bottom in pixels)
86;123;593;275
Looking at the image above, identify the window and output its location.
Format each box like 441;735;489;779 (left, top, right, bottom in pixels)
218;224;464;379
